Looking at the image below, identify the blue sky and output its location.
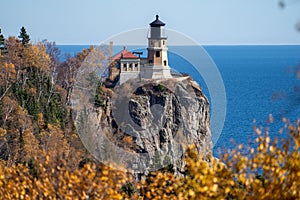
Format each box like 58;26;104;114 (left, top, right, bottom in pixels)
1;0;300;44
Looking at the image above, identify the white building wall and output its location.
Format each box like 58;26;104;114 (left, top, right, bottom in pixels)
119;58;141;84
120;71;140;84
161;47;168;67
141;64;172;79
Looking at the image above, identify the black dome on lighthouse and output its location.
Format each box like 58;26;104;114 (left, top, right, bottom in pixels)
149;15;165;27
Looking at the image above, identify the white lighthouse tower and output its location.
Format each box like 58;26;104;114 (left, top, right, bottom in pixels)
142;15;172;79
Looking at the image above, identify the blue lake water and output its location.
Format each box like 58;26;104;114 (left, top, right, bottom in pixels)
205;45;300;154
58;45;300;155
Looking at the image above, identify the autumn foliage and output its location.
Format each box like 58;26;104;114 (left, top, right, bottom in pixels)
138;119;300;200
0;28;300;199
0;154;131;199
0;120;300;199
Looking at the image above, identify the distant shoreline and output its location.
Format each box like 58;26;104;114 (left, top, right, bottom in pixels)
56;43;300;46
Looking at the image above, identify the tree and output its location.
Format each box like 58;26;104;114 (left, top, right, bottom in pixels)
0;28;5;53
57;47;93;105
42;40;61;82
18;26;30;46
42;40;61;105
4;36;23;69
22;43;50;71
0;62;16;101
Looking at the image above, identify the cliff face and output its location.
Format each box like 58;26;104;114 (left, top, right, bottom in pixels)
73;76;211;178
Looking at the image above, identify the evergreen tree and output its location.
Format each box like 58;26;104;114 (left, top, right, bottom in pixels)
18;26;30;46
0;28;5;53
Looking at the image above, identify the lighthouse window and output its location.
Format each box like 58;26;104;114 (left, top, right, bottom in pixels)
164;60;167;66
156;51;160;57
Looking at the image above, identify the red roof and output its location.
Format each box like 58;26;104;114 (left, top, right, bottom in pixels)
112;47;138;61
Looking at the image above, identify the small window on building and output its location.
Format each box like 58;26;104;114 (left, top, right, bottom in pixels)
135;63;138;69
163;40;165;45
156;51;160;57
129;63;133;71
164;60;167;66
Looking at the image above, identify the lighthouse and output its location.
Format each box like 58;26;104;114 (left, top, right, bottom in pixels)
142;15;172;79
111;15;173;84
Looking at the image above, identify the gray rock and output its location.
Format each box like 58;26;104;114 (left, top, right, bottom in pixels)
73;76;211;179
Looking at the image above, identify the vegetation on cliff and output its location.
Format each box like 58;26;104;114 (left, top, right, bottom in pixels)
0;27;300;199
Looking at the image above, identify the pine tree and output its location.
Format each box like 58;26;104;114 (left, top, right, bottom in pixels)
0;28;5;53
18;26;30;46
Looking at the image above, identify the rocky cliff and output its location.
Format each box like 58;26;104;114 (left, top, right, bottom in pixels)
72;76;211;178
